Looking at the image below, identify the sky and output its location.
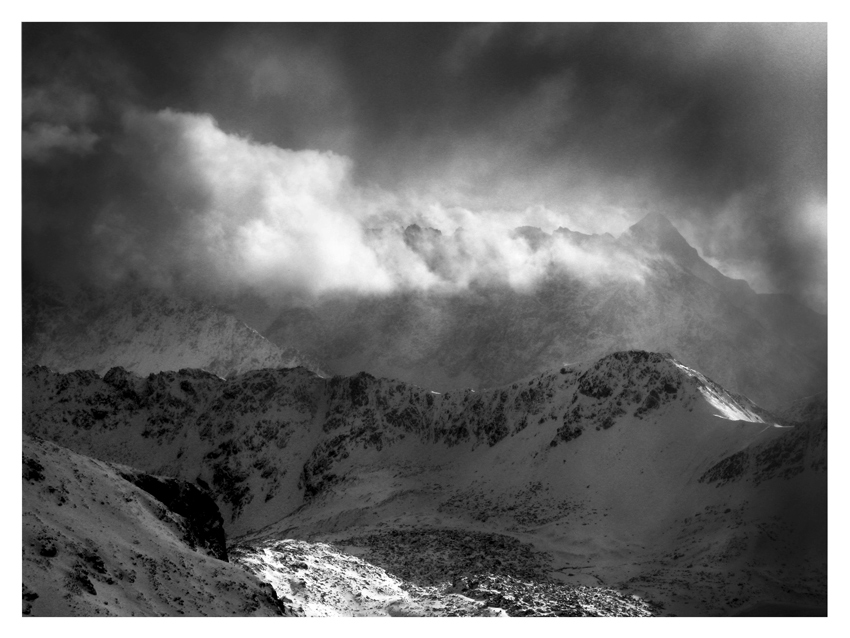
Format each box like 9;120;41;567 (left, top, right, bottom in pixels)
21;23;828;311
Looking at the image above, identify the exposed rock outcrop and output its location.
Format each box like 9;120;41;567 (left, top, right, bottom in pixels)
114;468;228;561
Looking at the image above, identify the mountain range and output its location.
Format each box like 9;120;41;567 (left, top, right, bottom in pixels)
23;349;827;615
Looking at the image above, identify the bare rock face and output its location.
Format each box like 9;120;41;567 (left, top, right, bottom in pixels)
113;468;228;562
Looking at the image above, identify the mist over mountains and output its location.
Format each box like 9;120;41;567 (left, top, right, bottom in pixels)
254;214;825;411
24;213;825;411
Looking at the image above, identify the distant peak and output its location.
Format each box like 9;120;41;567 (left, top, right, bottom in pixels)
623;212;694;254
629;212;678;235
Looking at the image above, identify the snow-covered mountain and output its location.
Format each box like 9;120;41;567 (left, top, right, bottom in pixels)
22;350;826;615
259;214;825;411
23;284;327;378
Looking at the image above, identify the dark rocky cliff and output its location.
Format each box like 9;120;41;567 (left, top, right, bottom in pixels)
114;468;229;561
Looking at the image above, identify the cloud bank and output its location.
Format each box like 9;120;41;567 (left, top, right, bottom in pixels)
83;109;644;304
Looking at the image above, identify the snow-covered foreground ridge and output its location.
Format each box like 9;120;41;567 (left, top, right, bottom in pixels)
22;434;288;616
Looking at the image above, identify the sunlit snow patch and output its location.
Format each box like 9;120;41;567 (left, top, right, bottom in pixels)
671;360;771;424
697;385;768;423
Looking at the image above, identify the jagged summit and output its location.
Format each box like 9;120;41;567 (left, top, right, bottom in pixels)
623;212;695;256
628;211;677;233
622;213;756;304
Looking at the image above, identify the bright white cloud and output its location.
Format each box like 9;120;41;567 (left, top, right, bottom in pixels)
97;109;647;304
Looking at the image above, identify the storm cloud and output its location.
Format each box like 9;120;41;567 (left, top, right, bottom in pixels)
22;23;827;310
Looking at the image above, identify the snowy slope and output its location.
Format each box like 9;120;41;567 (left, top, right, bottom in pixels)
22;434;288;616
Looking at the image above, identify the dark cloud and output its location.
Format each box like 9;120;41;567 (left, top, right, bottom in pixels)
21;23;827;310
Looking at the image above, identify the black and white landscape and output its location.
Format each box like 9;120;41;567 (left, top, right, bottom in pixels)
22;23;827;617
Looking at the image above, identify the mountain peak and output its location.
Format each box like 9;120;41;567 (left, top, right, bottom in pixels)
623;213;758;304
628;212;682;239
623;212;699;264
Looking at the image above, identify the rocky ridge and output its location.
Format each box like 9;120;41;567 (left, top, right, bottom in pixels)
23;350;773;530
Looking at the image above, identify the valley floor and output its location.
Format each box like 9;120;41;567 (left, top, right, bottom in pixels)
234;495;827;617
232;532;656;617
